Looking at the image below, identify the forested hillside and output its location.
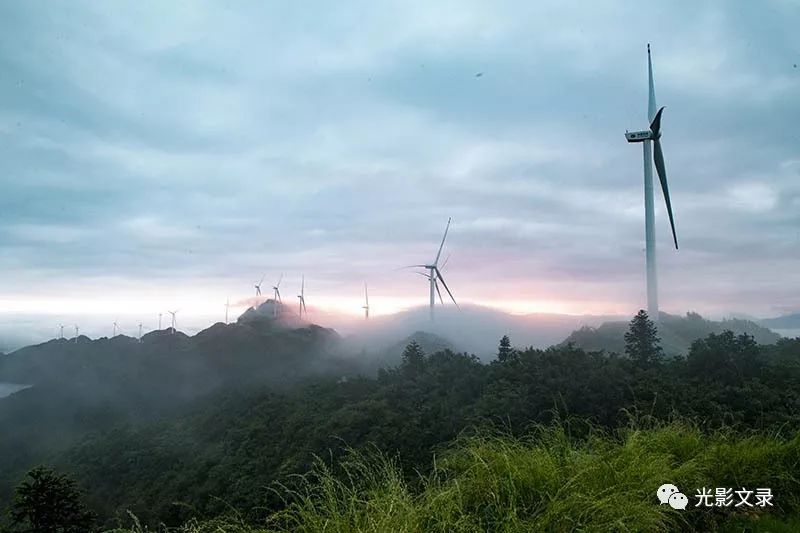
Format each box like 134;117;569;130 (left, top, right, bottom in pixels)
1;311;798;531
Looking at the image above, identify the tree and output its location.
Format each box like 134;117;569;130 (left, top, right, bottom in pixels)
7;466;95;533
401;341;426;375
624;310;663;367
497;335;517;363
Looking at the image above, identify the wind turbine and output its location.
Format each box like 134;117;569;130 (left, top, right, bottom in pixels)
255;275;265;297
113;320;119;337
168;310;178;334
297;275;307;318
138;323;143;342
58;324;65;340
625;44;679;322
272;274;283;317
74;325;79;343
225;298;230;324
362;282;370;320
408;217;459;321
158;313;163;330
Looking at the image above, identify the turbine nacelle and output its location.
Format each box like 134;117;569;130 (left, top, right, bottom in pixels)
624;130;653;143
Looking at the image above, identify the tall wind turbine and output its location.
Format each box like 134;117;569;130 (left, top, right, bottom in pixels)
272;274;283;317
409;217;459;321
158;313;163;330
362;282;370;320
113;320;119;337
625;44;678;322
138;323;143;342
297;275;307;319
225;298;230;324
58;324;65;340
74;325;79;343
255;275;265;297
168;310;178;334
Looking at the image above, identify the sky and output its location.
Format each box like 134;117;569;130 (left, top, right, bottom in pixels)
1;0;799;345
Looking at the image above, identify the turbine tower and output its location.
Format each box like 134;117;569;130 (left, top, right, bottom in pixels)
58;324;64;339
272;274;283;317
168;310;178;334
158;313;163;330
297;275;307;319
225;298;230;324
409;217;459;321
138;323;143;342
362;282;370;320
113;320;119;337
625;44;679;322
74;325;79;343
255;275;265;297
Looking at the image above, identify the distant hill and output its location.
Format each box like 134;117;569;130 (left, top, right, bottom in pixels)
561;312;781;356
760;313;800;330
342;305;620;359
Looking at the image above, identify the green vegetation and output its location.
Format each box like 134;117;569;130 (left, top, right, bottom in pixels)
0;312;798;531
104;422;800;532
5;466;96;533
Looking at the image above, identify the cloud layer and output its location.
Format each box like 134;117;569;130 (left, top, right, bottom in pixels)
1;0;798;329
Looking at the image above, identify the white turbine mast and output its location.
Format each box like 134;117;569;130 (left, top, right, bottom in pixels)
74;325;79;342
624;44;679;322
58;324;65;340
408;217;459;321
158;313;163;330
362;282;370;320
168;310;179;334
297;275;307;319
138;323;143;342
113;320;119;337
272;274;283;317
225;298;230;324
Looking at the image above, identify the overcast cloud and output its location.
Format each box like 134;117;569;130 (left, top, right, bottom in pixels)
1;0;799;338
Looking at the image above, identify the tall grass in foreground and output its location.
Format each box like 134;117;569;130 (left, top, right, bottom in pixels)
110;421;800;533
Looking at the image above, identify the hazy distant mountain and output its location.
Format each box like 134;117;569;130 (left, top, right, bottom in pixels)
345;304;622;360
561;312;782;356
759;313;800;330
0;301;347;402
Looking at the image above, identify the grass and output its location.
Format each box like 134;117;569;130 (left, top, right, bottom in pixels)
109;421;800;533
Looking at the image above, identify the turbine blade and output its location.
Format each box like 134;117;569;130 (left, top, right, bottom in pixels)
276;273;283;287
647;44;657;122
434;279;445;305
259;275;265;285
649;106;665;137
434;217;451;265
414;271;431;280
440;253;451;271
434;267;459;308
653;137;678;249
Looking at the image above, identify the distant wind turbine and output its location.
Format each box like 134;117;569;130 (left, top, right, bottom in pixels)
74;325;79;343
362;282;370;320
272;274;283;317
58;324;65;340
225;298;230;324
138;323;143;342
113;320;119;337
297;275;307;318
158;313;163;330
624;44;679;322
255;275;265;297
168;310;179;334
407;217;459;321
